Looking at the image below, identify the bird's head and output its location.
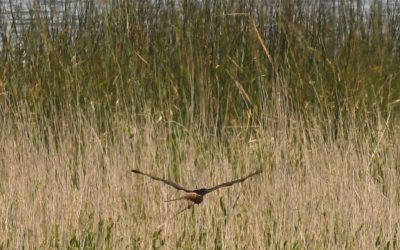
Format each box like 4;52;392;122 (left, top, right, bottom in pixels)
194;188;208;196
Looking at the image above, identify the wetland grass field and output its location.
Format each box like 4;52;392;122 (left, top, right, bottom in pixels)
0;0;400;248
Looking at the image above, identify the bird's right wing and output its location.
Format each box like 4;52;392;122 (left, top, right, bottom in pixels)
204;169;262;194
131;169;191;192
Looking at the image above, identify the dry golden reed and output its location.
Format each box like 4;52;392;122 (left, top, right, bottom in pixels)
0;109;399;249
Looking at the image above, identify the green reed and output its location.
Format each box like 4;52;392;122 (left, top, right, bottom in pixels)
0;0;398;132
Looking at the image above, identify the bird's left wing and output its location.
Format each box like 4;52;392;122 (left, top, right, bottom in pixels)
131;169;191;192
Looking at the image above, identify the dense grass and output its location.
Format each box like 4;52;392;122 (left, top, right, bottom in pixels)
0;0;400;248
0;105;399;248
1;0;399;127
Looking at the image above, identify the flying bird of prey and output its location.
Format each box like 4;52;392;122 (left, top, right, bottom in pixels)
131;169;262;206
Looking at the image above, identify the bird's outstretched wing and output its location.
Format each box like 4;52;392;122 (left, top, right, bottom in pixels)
131;169;191;192
201;169;262;194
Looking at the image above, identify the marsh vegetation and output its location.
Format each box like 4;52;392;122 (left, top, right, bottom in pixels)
0;0;399;248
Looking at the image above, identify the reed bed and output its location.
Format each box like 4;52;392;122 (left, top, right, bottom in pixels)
1;107;399;248
0;0;399;248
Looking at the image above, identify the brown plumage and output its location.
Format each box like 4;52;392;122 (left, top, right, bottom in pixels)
131;169;262;205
